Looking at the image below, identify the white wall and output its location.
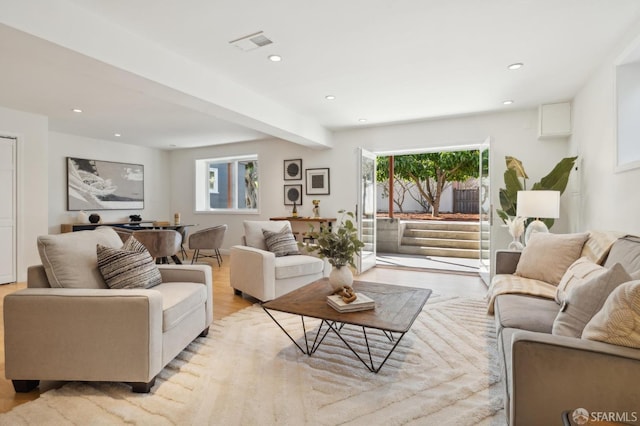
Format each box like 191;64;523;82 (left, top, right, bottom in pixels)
336;109;572;254
170;137;341;248
569;22;640;235
171;108;572;257
0;105;49;282
376;182;455;214
48;132;172;233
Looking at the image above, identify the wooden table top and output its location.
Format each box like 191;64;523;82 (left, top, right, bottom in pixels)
262;279;432;333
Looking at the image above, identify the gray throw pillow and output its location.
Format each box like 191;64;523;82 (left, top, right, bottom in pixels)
97;236;162;289
263;226;299;257
552;263;631;338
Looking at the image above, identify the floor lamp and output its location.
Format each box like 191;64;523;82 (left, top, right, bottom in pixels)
516;190;560;245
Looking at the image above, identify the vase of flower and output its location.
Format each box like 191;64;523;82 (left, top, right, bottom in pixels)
301;210;365;291
506;216;525;250
508;235;524;251
329;266;353;291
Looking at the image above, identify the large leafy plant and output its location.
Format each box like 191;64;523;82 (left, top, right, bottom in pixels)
302;210;365;268
497;156;577;230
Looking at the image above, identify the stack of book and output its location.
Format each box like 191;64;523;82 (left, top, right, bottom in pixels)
327;293;375;312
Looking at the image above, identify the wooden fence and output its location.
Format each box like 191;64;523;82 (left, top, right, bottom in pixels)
453;188;479;214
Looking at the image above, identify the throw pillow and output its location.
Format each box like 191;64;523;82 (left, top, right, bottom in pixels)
515;232;589;285
603;235;640;272
263;226;300;257
97;236;162;289
555;257;606;304
580;230;624;265
582;280;640;348
38;226;123;289
552;263;631;338
244;221;294;250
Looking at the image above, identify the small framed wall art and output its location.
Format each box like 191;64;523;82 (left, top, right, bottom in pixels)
305;168;330;195
283;159;302;180
284;184;303;206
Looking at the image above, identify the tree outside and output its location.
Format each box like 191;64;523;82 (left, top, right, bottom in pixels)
377;150;480;217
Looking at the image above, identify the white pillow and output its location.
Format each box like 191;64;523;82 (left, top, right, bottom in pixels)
515;232;589;285
38;226;123;289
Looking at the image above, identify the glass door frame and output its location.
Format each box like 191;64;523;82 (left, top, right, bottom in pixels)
357;148;377;274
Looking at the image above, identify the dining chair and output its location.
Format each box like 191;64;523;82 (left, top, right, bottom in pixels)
178;226;190;261
132;230;182;264
189;225;227;266
111;226;135;244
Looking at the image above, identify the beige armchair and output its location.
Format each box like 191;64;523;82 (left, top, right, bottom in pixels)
3;227;212;393
230;220;328;301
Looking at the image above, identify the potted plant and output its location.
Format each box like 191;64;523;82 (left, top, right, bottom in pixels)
302;210;365;291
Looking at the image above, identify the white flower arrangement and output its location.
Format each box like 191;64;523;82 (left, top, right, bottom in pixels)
505;216;525;239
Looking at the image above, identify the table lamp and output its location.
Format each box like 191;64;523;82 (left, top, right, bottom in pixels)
516;190;560;245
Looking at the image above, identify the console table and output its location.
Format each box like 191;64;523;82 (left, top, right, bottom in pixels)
269;217;336;242
61;221;157;233
269;217;336;227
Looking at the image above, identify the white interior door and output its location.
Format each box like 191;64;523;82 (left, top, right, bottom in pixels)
478;137;491;285
0;136;17;284
357;148;376;274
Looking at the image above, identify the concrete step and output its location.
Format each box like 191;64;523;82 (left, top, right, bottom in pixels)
398;220;483;259
398;245;480;259
401;236;483;250
403;220;480;232
403;229;480;240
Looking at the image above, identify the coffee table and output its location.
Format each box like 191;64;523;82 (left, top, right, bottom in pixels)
262;278;432;373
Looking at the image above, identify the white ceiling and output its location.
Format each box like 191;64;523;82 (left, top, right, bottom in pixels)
1;0;640;150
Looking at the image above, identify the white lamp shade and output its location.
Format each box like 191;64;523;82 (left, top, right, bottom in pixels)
516;190;560;219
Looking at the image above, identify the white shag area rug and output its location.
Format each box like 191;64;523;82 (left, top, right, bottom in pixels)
0;295;506;426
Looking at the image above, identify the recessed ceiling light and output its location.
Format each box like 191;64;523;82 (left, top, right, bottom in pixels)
325;95;336;100
72;108;83;113
507;63;524;70
503;100;514;105
268;55;282;62
358;118;368;123
114;133;121;137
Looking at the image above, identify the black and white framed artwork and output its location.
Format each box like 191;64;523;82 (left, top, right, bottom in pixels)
305;168;330;195
67;157;144;210
283;159;302;180
284;184;303;206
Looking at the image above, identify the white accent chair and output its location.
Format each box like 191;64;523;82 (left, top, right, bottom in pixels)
230;220;328;301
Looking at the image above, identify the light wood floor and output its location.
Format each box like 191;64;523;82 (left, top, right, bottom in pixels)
0;254;487;414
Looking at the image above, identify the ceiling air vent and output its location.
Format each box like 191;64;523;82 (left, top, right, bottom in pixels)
229;31;273;52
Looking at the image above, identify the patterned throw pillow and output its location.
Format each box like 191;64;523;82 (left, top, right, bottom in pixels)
262;226;300;257
555;257;606;304
97;236;162;289
583;280;640;348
